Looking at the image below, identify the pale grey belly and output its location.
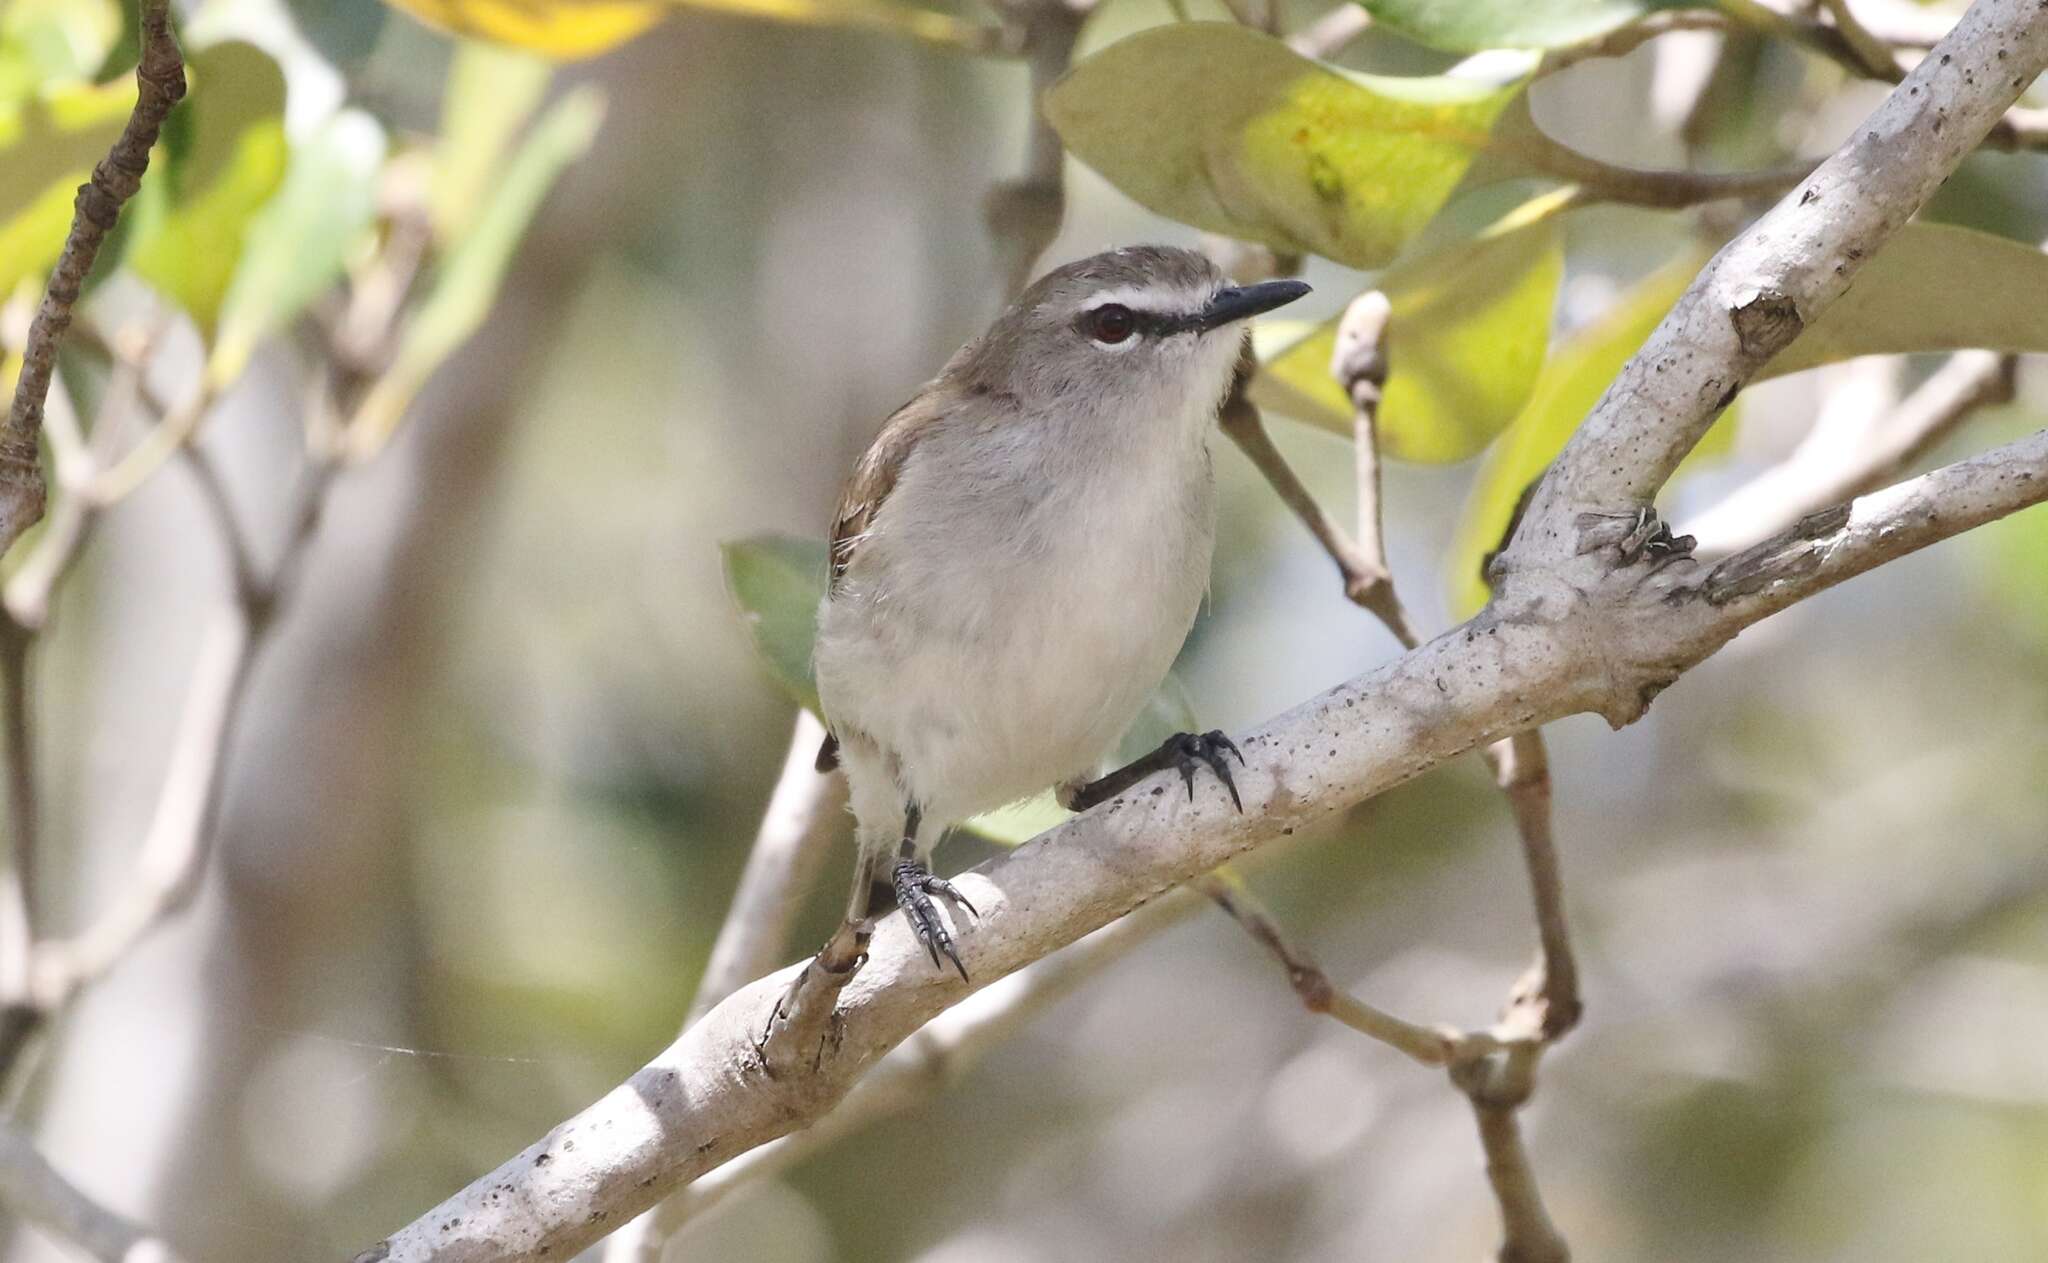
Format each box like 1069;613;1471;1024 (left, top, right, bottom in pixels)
816;499;1212;822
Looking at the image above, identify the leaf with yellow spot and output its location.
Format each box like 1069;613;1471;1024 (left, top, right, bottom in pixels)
1047;23;1528;269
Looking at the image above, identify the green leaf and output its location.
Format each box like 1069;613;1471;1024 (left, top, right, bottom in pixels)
1356;0;1695;53
1251;190;1565;462
127;41;289;333
722;533;827;716
1046;24;1528;269
1760;224;2048;379
347;86;605;458
1444;252;1709;618
432;41;553;245
209;110;387;386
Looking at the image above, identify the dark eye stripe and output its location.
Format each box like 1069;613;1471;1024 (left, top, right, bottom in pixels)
1075;307;1197;340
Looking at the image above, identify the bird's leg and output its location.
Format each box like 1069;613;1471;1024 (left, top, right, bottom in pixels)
892;803;979;981
762;844;883;1042
1064;730;1246;813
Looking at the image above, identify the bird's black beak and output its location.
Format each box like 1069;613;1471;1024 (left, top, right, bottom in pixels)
1195;279;1312;332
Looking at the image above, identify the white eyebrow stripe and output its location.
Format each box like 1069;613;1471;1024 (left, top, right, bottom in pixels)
1080;283;1209;312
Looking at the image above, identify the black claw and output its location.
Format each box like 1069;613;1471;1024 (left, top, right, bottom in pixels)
1069;729;1252;813
896;858;974;981
1173;731;1245;813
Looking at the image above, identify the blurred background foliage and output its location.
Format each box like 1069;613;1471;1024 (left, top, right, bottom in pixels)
2;0;2047;1259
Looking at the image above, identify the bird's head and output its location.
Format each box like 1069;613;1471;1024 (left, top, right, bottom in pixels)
954;245;1310;427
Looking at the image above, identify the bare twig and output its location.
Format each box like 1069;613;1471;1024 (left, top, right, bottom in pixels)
0;0;184;558
1503;120;1812;209
1536;9;1737;76
1685;350;2017;557
0;624;35;1061
0;0;185;1075
29;608;254;1012
1216;358;1402;632
1489;732;1579;1040
1200;868;1573;1262
1468;1102;1570;1263
0;1122;185;1263
1819;0;1905;77
1199;871;1452;1064
1325;290;1419;641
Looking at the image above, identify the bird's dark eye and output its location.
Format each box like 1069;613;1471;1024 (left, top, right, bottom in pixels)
1084;304;1136;345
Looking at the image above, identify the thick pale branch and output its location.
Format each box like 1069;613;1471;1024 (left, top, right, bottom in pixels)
644;894;1195;1239
1684;425;2048;630
1506;0;2048;561
358;415;2048;1259
604;711;845;1261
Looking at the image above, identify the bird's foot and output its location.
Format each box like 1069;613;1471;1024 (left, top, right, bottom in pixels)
1576;506;1695;568
896;858;978;981
1068;730;1246;813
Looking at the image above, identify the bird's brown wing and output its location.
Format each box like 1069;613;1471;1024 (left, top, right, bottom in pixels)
828;390;947;588
815;390;949;772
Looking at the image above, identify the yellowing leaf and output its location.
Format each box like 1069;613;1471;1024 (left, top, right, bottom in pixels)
384;0;665;59
348;88;605;458
1047;24;1527;269
1252;191;1566;462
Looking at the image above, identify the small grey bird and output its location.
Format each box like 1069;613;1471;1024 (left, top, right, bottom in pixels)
804;245;1308;985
